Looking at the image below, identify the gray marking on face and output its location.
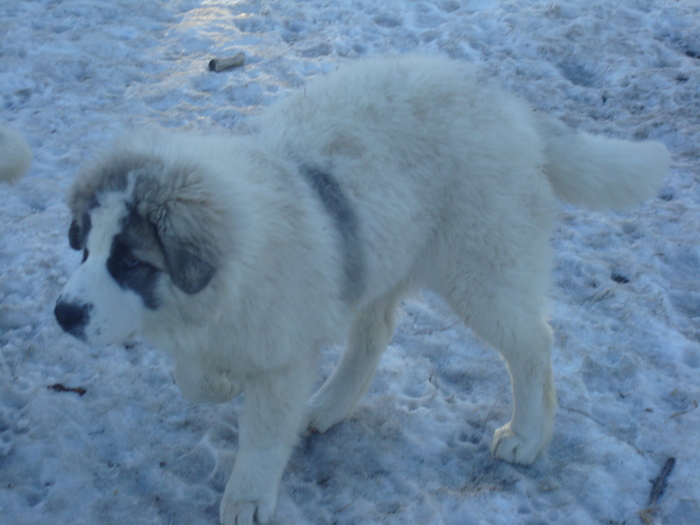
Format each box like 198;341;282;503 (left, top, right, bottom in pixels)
300;166;364;302
106;208;163;310
67;154;166;243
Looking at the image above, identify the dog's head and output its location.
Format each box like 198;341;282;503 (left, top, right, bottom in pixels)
55;143;227;345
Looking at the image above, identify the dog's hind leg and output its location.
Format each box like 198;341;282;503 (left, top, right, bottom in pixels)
486;316;556;465
307;288;402;433
440;274;557;465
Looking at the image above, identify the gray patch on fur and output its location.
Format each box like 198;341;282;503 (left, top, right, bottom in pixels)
67;153;165;250
69;153;156;215
300;166;364;302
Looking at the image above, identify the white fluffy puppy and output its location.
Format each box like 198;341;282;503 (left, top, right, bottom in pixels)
54;56;669;525
0;125;32;182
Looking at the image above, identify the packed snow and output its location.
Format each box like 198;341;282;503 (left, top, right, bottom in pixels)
1;0;699;524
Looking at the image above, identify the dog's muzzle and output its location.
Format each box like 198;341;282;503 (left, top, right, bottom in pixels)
54;298;92;339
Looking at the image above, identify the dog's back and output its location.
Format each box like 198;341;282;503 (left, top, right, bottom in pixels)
264;55;668;215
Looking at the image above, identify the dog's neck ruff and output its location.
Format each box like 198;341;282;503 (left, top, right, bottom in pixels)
299;166;364;303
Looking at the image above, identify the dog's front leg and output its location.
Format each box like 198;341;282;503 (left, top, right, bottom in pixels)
220;361;314;525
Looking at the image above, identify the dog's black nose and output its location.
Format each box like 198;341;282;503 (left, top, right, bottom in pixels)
54;301;90;337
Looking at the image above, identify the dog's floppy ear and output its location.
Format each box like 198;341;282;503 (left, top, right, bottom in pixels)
154;201;219;295
68;212;91;251
133;167;224;295
68;220;82;250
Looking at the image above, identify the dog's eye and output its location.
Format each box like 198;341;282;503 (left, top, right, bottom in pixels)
122;252;141;268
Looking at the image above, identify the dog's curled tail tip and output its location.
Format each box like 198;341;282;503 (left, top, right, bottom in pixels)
0;125;33;183
593;137;671;211
636;139;672;200
538;113;671;211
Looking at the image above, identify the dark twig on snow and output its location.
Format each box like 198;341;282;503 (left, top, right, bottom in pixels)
638;457;676;524
648;457;676;507
47;383;87;396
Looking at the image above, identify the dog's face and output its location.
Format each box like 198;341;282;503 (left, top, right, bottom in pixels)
55;191;164;344
55;147;226;346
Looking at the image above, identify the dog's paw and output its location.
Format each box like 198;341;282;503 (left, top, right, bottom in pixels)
490;423;544;465
306;408;336;434
305;395;345;434
219;496;275;525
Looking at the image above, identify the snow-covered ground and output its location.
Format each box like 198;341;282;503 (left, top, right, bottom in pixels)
1;0;699;523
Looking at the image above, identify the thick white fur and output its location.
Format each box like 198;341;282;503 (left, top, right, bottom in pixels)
0;125;32;182
59;56;669;525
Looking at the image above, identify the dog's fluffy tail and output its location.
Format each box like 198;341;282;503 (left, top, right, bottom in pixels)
0;125;32;183
535;112;670;211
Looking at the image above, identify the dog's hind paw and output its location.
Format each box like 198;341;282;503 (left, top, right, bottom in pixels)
306;408;336;434
490;423;544;465
305;395;348;434
220;498;274;525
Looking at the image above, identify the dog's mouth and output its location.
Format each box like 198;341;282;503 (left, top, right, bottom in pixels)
54;297;143;346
